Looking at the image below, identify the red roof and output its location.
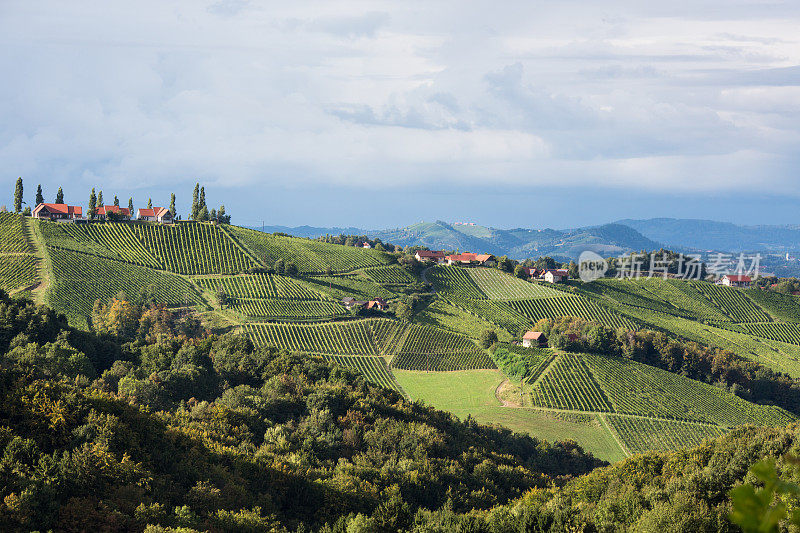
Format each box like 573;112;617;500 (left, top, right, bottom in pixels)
416;250;447;259
97;205;130;216
725;274;752;282
447;252;494;263
33;203;82;216
546;269;569;276
523;331;546;340
137;207;170;218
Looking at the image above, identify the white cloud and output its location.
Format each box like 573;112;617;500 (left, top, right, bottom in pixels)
1;0;800;201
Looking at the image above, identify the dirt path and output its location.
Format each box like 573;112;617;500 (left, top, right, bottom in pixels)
495;378;523;408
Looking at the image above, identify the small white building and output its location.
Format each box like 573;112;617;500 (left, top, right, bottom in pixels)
414;250;448;264
720;274;752;288
522;331;547;348
544;269;569;283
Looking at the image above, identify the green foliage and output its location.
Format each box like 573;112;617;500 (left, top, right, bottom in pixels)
427;265;485;299
0;255;38;292
729;458;800;533
606;415;727;455
689;281;771;323
13;177;23;213
490;344;551;382
319;354;402;392
0;292;605;531
0;213;34;254
745;288;800;323
479;328;498;348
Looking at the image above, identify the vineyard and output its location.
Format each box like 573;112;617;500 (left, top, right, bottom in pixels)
47;249;203;328
582;352;793;427
229;298;346;320
744;289;800;323
688;281;771;323
529;353;613;412
227;225;393;274
0;255;38;292
304;275;396;301
390;351;496;371
243;318;408;355
318;354;403;392
38;222;163;268
741;322;800;346
466;268;564;300
509;295;638;329
604;414;728;454
415;298;508;340
195;273;325;300
134;222;256;274
0;214;38;292
427;266;486;300
363;265;415;285
447;298;532;334
0;213;34;254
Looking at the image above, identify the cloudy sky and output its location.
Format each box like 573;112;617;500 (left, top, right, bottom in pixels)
2;1;800;228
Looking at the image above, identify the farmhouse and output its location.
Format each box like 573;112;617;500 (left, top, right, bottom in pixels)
32;203;84;221
136;207;173;223
522;331;547;348
720;274;752;288
96;205;131;220
526;268;544;278
367;297;388;311
446;252;495;266
341;297;368;310
362;242;372;249
544;269;569;283
415;250;448;264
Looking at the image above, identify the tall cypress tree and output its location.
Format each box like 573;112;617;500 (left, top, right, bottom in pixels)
128;198;134;216
55;187;64;204
147;198;152;209
199;186;206;209
113;195;119;207
89;188;97;219
35;185;44;206
13;177;23;213
169;193;176;216
97;191;104;207
191;183;200;220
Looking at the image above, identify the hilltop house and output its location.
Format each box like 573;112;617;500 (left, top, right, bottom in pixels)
136;207;173;223
720;274;752;288
415;250;448;264
526;268;544;278
544;269;569;283
341;297;368;310
96;205;131;220
362;242;372;249
522;331;547;348
32;203;84;221
446;252;494;266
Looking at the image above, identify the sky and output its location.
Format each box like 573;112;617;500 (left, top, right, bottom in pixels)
2;1;800;229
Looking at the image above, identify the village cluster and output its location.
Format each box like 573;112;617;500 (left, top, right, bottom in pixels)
414;250;570;283
31;203;174;223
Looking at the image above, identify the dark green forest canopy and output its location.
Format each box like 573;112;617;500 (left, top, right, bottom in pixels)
0;291;602;531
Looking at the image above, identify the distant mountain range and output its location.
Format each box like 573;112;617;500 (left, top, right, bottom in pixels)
256;217;800;263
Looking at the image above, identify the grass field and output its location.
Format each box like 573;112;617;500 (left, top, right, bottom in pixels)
394;369;628;462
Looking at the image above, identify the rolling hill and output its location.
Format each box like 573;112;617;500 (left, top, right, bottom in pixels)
3;214;800;464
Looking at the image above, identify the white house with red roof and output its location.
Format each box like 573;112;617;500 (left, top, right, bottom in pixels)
522;331;548;348
720;274;752;288
415;250;448;264
544;269;569;283
96;205;131;220
32;203;84;221
445;252;494;266
136;207;173;223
